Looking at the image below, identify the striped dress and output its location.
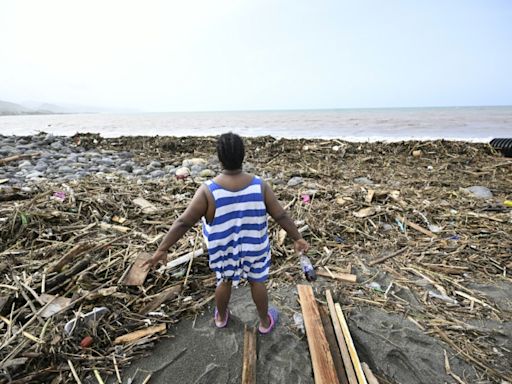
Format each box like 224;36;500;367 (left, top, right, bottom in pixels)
202;176;271;287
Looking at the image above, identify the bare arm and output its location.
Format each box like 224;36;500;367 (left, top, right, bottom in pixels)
143;185;208;268
263;181;309;253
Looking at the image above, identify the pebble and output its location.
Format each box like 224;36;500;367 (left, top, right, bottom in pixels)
58;166;74;174
50;141;63;150
149;170;165;178
19;160;33;169
464;186;493;199
199;169;216;178
149;160;162;169
287;176;303;187
354;177;374;185
26;171;44;179
175;167;190;179
133;168;145;176
100;157;114;166
183;158;207;168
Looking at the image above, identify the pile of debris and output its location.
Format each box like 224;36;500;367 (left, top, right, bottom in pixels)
0;135;511;383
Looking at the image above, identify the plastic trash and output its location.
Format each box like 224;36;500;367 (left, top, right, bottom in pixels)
64;307;110;335
293;312;304;334
301;194;311;204
428;224;442;233
366;282;384;292
300;254;317;281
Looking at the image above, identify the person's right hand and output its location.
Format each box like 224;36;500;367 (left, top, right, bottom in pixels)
294;238;309;254
141;249;168;270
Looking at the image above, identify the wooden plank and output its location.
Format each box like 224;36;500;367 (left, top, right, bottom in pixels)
297;284;340;384
362;363;379;384
0;152;40;165
114;323;166;344
120;253;152;286
334;303;368;384
139;285;181;314
49;242;94;273
396;215;436;238
242;325;257;384
326;290;358;384
368;247;408;267
316;270;357;283
319;304;349;384
133;197;158;214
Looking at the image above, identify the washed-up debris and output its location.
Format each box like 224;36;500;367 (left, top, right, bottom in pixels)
0;136;511;383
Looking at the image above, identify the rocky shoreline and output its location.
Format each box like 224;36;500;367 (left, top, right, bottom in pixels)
0;133;221;187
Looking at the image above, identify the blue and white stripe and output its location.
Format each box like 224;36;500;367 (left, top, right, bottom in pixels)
202;176;270;286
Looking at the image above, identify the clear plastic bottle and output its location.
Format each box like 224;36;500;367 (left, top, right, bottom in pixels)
300;254;317;281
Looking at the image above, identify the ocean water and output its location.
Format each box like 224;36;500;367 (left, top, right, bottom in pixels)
0;106;511;141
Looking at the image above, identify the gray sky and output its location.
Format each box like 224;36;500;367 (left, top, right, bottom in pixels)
1;0;511;112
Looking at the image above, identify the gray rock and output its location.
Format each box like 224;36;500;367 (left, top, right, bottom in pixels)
150;169;165;178
43;133;55;144
0;146;15;156
148;160;162;169
19;160;32;169
100;157;114;166
50;141;63;150
120;161;135;172
164;165;176;174
77;157;87;163
116;170;130;178
34;162;48;172
133;168;145;176
191;164;205;173
354;177;374;185
26;171;44;179
58;166;74;174
98;166;113;173
118;151;133;159
287;176;304;187
464;186;493;199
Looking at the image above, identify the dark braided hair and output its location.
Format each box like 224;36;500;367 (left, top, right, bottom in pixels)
217;132;245;170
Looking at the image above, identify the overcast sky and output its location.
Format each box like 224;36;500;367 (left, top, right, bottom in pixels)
1;0;511;112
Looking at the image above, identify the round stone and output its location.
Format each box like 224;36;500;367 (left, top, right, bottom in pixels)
199;169;216;178
150;169;165;178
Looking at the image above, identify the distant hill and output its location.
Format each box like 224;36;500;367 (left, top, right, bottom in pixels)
0;99;141;115
0;100;44;115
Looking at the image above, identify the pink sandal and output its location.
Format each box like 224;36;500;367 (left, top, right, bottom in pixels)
214;307;229;328
258;307;279;334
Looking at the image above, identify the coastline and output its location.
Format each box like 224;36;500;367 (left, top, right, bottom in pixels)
0;133;511;383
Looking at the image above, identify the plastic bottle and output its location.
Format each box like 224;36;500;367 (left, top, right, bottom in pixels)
300;254;317;281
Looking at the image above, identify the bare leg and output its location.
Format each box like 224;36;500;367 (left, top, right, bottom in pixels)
215;280;232;322
250;282;270;328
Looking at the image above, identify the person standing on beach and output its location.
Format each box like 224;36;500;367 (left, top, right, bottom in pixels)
143;132;308;333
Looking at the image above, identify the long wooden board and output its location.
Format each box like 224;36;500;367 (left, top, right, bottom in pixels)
316;270;357;283
120;253;152;286
139;285;181;314
335;303;368;384
325;290;358;384
114;323;166;345
319;304;349;384
242;325;257;384
297;285;340;384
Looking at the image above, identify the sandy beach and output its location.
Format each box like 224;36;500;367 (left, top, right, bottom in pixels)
0;134;511;384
